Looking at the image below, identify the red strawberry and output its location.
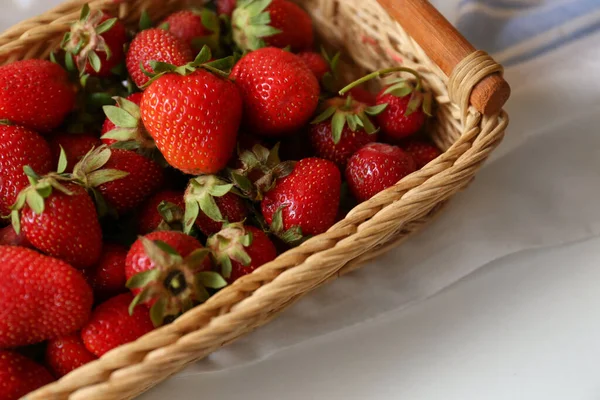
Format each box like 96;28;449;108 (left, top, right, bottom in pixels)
232;47;319;137
140;57;243;175
0;59;76;132
0;350;54;400
346;87;377;106
217;0;237;16
125;231;217;325
232;0;313;51
161;10;220;53
209;224;277;283
345;143;416;202
16;182;103;269
261;158;341;237
45;333;96;378
0;246;93;347
48;133;101;173
0;224;31;247
376;90;426;140
81;293;154;357
297;51;329;81
126;28;194;88
0;124;52;216
194;192;248;236
405;140;441;169
137;190;184;234
88;243;128;301
63;9;127;77
100;92;144;146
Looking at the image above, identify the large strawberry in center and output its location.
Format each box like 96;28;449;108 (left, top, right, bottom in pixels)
140;48;243;175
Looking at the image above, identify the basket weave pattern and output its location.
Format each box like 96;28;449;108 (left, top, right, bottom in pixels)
0;0;509;399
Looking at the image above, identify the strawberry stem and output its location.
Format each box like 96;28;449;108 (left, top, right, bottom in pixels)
339;67;423;95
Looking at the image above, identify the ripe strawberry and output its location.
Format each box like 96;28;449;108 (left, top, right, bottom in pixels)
15;182;103;269
160;10;220;53
194;193;248;236
62;8;127;77
297;51;329;81
232;0;313;51
405;140;441;169
140;51;243;174
125;231;218;325
209;224;277;283
0;124;52;216
137;190;184;234
0;59;76;132
0;224;31;247
48;133;101;173
261;158;341;237
100;92;145;146
0;350;54;400
345;143;416;202
376;90;426;140
0;246;93;347
126;28;194;88
217;0;237;16
45;333;96;378
81;293;154;357
88;243;128;301
232;47;319;136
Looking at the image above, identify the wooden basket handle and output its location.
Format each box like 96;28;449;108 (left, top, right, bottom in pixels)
377;0;511;115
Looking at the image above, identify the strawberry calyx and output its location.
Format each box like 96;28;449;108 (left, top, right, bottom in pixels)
320;47;341;94
229;143;295;201
102;96;156;151
207;222;253;278
61;4;118;75
231;0;281;51
311;96;387;143
161;8;224;55
183;175;235;234
126;238;226;326
155;201;186;232
339;67;433;117
269;205;303;244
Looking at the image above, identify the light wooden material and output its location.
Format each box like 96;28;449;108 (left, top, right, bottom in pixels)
0;0;510;399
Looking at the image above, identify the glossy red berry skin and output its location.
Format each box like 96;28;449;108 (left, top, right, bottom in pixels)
88;243;128;301
137;190;184;234
45;333;97;378
265;0;314;51
405;140;441;169
375;91;426;140
297;51;329;81
161;10;208;51
228;226;277;283
309;122;378;168
0;350;54;400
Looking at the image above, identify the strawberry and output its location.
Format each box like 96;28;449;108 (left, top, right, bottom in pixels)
345;143;416;202
232;0;313;51
0;246;93;347
297;51;329;81
231;47;319;136
404;140;441;169
48;133;101;173
140;48;243;175
81;293;154;357
217;0;237;16
125;231;220;325
0;224;31;247
194;192;248;236
161;9;220;53
62;7;127;77
45;333;96;378
0;124;52;216
137;190;184;234
73;146;164;215
13;178;103;269
0;350;54;400
88;243;128;301
309;96;385;168
126;28;194;88
208;224;277;283
346;87;377;106
100;92;144;146
0;59;76;132
261;157;341;237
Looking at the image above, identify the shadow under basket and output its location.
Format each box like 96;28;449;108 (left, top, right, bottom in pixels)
0;0;509;399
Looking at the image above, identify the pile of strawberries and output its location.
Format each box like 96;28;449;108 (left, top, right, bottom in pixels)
0;1;442;398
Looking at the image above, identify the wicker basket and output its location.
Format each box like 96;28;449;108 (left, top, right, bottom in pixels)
1;0;509;399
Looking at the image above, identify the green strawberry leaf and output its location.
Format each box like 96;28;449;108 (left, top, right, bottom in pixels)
57;146;68;174
199;193;223;222
139;10;153;31
183;200;200;235
80;4;91;21
196;271;228;289
88;51;102;73
149;296;168;327
86;169;129;187
364;103;388;116
126;268;161;289
96;17;117;35
331;111;346;144
311;106;336;124
103;105;138;128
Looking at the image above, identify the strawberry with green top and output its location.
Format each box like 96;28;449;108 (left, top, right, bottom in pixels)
62;5;127;77
45;333;97;378
140;46;243;175
137;190;185;234
0;350;54;400
161;9;221;54
48;133;101;173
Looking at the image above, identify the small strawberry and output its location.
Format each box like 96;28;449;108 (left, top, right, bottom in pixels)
0;350;54;400
232;0;313;51
140;47;243;174
0;224;31;247
297;51;330;82
81;293;154;357
45;333;97;378
73;146;164;215
0;59;76;132
62;6;127;77
217;0;237;16
0;246;93;347
298;48;340;93
137;190;184;234
208;223;277;283
345;143;416;202
232;47;319;136
0;124;52;216
125;231;221;326
100;92;144;146
261;157;341;238
161;9;220;54
48;133;101;173
309;96;386;168
88;243;128;301
404;140;441;169
126;28;194;88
